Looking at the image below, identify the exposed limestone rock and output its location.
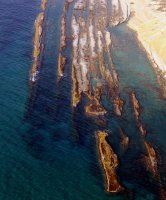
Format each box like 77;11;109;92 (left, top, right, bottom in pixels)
59;15;66;50
30;0;48;82
130;92;140;120
41;0;48;11
58;53;66;77
74;0;87;10
96;131;124;193
110;0;130;26
144;141;158;177
85;87;106;116
30;12;44;82
71;16;90;106
113;96;124;116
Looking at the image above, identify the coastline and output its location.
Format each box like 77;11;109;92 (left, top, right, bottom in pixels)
127;0;166;98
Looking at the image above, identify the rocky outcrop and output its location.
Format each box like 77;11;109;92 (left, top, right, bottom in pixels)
119;128;129;150
74;0;87;10
130;91;147;136
30;0;48;82
130;92;140;120
96;131;124;193
58;53;66;77
30;13;44;82
71;16;90;107
59;15;66;51
110;0;130;26
144;141;158;177
41;0;48;11
85;87;106;116
113;96;124;116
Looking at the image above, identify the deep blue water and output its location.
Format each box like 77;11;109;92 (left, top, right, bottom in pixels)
0;0;166;200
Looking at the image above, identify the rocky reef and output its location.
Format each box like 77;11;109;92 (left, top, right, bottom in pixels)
70;0;127;118
96;131;124;193
30;0;48;82
74;0;87;10
130;92;140;120
113;96;124;117
71;16;90;107
130;91;147;136
59;15;66;51
144;141;158;177
58;53;66;77
119;128;129;150
85;87;106;116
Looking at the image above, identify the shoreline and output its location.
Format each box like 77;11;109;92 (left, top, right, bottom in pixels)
127;0;166;98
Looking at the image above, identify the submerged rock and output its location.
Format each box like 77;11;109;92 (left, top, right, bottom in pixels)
130;91;140;121
137;121;147;137
119;128;129;150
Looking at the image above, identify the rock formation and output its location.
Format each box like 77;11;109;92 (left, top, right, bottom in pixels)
59;15;66;51
144;141;158;177
30;0;48;82
113;96;124;116
58;53;66;77
96;131;124;193
110;0;130;26
130;91;147;136
119;128;129;149
85;87;106;116
130;92;140;120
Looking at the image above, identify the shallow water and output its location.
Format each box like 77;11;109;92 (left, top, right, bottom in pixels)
0;0;166;200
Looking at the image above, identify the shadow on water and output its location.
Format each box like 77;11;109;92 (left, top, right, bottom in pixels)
22;0;67;159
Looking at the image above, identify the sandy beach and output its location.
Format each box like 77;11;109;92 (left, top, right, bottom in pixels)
127;0;166;95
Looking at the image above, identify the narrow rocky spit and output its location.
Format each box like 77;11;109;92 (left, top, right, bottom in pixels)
130;91;147;137
30;0;48;82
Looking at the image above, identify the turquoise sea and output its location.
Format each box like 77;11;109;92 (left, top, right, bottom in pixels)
0;0;166;199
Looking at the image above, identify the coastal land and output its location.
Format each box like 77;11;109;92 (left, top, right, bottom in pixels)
127;0;166;98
